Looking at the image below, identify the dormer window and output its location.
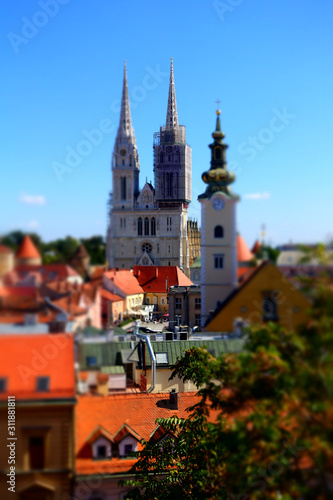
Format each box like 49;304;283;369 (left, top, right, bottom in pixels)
119;436;138;457
36;376;50;392
92;436;112;460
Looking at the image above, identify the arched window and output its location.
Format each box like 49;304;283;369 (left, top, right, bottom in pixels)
214;225;224;238
144;217;149;236
160;152;164;163
138;217;142;236
121;177;126;200
129;155;132;166
215;147;222;160
151;217;156;236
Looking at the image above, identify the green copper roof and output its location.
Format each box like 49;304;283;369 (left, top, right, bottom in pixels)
191;255;201;268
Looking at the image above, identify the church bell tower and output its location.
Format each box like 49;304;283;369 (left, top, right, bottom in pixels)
199;108;239;327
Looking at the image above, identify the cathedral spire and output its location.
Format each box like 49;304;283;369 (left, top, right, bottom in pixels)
165;58;179;129
116;61;136;144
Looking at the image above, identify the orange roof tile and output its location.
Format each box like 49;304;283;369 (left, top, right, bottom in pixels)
75;392;201;475
15;235;41;259
100;288;124;303
251;239;261;254
133;266;193;293
104;269;144;296
0;333;75;400
237;234;254;262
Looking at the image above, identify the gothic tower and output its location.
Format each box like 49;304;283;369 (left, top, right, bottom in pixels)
198;109;239;327
107;60;192;275
153;58;191;205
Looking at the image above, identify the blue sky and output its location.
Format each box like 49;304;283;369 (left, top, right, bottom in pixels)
1;0;332;247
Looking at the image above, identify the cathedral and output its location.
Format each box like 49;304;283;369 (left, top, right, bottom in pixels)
106;60;196;276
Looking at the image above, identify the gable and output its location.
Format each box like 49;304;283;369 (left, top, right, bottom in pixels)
206;262;311;332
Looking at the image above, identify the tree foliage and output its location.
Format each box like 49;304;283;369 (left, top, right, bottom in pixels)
0;231;106;265
123;275;333;499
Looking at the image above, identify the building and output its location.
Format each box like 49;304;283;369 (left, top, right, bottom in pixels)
133;265;193;318
205;261;311;332
0;333;75;499
103;269;145;317
198;109;240;327
15;235;42;266
0;244;14;279
168;285;201;331
75;392;201;499
106;60;193;276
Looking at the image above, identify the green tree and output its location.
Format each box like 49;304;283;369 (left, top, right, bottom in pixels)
123;278;333;499
80;235;106;265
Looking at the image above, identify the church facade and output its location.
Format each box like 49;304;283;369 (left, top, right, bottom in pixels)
106;60;193;276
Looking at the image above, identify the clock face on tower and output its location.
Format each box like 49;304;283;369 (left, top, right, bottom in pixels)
212;198;225;210
166;146;173;153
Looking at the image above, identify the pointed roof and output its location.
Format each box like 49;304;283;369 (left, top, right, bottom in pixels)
165;58;179;129
116;61;136;144
237;234;254;263
15;235;41;260
251;240;261;254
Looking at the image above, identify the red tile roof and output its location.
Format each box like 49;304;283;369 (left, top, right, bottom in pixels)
99;288;124;303
133;266;193;293
15;235;41;259
237;234;254;262
251;239;261;254
0;333;75;400
104;269;144;296
75;392;201;475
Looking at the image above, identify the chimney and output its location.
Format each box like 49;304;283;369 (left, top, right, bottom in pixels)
155;268;158;278
169;389;178;410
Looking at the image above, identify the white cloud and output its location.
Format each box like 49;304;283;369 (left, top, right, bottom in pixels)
243;192;271;200
27;220;39;229
19;193;46;205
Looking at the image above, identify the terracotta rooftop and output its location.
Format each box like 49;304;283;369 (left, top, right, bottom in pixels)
75;392;202;475
0;333;75;400
15;235;41;259
104;269;144;296
251;239;261;254
99;288;124;303
133;266;193;293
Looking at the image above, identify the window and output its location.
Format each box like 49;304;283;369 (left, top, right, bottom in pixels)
262;292;278;322
156;352;168;364
36;376;50;392
167;216;172;232
175;298;182;310
151;217;156;236
138;217;143;236
29;436;44;469
195;298;201;310
215;147;222;160
214;225;224;238
0;377;7;392
166;173;173;197
87;356;97;367
141;242;152;253
144;217;149;236
120;177;126;200
124;444;133;455
97;445;107;458
92;437;112;459
195;314;201;326
214;254;224;269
